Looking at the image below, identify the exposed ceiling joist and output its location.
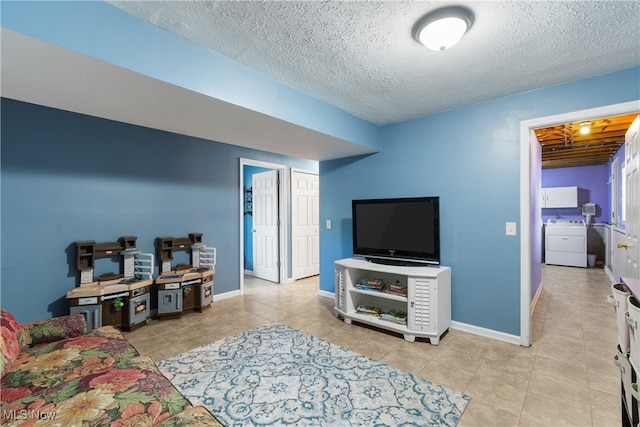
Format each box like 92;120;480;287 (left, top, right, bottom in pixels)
535;113;638;169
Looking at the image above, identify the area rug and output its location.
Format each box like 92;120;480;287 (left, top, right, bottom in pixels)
157;323;470;426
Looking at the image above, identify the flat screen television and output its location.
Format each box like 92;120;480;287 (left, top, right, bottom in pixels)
352;196;440;266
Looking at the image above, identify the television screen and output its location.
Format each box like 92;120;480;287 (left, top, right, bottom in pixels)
352;197;439;266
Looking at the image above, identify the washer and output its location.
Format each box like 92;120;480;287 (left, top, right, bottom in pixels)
545;219;587;267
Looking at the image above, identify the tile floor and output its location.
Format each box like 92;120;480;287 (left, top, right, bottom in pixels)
124;264;621;426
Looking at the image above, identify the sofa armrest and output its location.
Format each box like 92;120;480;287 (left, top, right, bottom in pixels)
19;313;87;348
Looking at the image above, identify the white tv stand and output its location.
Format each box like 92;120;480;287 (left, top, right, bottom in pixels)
334;258;451;344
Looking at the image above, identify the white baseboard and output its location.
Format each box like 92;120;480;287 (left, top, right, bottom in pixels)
315;290;519;344
451;321;521;346
245;269;294;284
531;281;544;313
317;290;335;300
213;289;242;301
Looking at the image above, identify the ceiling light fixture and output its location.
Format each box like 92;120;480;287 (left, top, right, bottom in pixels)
579;121;591;135
413;6;474;51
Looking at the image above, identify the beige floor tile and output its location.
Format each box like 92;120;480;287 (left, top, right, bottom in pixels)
530;354;588;388
591;412;622;427
589;387;622;422
349;339;395;361
464;368;529;416
535;333;587;366
520;392;593;426
149;344;183;362
421;360;476;395
296;319;341;339
456;398;520;427
527;371;591;410
121;268;627;426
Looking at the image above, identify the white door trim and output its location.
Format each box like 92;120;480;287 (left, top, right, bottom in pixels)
239;158;289;294
520;100;640;346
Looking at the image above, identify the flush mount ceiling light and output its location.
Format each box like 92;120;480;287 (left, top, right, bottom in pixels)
579;121;591;135
413;6;474;51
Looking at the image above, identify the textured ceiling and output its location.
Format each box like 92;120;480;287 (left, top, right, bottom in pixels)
107;1;640;126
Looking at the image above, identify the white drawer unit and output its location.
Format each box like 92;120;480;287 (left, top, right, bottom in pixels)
545;219;587;267
334;258;451;344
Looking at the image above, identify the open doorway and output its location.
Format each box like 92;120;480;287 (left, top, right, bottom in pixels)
519;100;639;346
239;158;289;294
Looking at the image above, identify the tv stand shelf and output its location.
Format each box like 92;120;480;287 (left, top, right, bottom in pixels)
350;287;408;303
334;257;451;344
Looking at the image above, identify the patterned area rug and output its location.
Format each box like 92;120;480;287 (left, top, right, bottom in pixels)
157;323;470;426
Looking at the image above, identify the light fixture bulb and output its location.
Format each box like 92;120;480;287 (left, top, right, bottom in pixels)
579;122;591;135
418;17;468;51
413;6;474;52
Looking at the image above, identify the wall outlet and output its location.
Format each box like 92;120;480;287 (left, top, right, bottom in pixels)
506;222;517;236
326;219;332;229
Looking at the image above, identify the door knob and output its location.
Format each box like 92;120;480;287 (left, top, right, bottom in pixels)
618;242;631;249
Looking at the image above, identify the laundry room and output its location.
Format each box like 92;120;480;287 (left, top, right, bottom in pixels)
541;177;603;268
538;115;633;270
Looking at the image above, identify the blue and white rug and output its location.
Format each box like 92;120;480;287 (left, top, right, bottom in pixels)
157;323;470;426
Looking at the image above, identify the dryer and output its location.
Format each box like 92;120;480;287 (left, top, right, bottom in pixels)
545;219;587;267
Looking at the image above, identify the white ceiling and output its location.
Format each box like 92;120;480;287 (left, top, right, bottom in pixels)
2;1;639;161
107;1;640;125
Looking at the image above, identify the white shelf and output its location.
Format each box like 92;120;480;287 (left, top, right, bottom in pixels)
343;311;412;340
334;257;451;345
349;287;407;302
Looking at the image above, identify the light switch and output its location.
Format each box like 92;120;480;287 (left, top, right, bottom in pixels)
326;219;332;229
506;222;517;236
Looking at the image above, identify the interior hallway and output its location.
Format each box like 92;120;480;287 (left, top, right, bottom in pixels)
124;265;620;426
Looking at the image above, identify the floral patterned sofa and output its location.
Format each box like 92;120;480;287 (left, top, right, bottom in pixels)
0;309;222;426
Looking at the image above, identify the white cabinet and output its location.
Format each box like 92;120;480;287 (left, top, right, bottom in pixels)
334;258;451;344
541;186;581;208
545;226;587;267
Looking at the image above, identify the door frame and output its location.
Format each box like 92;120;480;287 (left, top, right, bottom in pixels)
239;158;289;294
519;100;640;346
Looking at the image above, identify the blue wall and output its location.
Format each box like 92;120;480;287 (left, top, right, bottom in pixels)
320;67;640;336
0;99;316;323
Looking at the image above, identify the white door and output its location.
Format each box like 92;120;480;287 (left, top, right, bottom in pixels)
292;170;320;280
623;115;639;278
252;170;280;282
